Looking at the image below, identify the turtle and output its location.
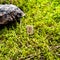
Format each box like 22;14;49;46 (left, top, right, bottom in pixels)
0;4;25;25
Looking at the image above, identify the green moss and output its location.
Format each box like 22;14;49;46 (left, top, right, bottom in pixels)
0;0;60;60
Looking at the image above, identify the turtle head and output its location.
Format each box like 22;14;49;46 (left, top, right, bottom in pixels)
16;8;25;18
19;10;25;17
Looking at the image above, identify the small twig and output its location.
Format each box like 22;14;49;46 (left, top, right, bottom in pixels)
53;45;60;50
56;53;60;57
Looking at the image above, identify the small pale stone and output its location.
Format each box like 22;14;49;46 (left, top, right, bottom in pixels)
26;25;34;35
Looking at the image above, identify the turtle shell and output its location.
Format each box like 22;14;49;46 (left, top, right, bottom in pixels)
0;4;25;24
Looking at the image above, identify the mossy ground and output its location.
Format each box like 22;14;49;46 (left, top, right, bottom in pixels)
0;0;60;60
